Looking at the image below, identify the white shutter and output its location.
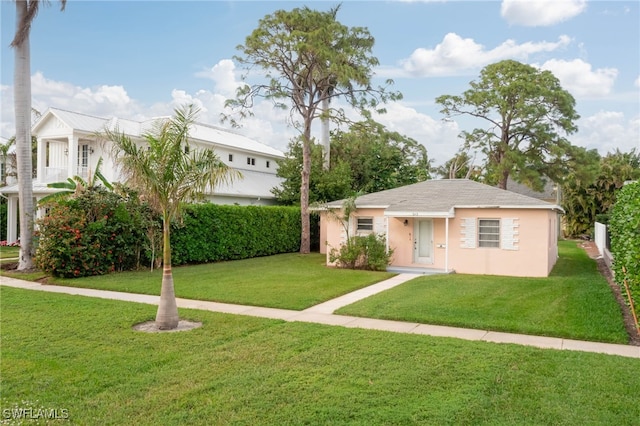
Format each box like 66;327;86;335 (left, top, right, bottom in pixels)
340;220;349;244
460;218;476;248
501;218;519;250
373;217;386;235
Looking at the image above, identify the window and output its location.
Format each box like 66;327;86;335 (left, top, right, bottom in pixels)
478;219;500;248
266;160;270;168
356;217;374;232
247;157;255;166
78;145;89;168
228;154;234;162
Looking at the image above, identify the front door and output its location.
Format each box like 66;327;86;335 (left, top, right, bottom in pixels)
414;219;433;264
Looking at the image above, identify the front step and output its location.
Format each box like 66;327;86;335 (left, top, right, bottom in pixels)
386;266;453;275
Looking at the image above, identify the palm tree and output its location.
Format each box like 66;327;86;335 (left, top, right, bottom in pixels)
11;0;66;270
101;104;238;330
39;157;113;204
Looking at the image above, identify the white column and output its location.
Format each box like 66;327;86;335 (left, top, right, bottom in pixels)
445;217;449;272
67;135;78;178
7;195;18;243
36;137;46;182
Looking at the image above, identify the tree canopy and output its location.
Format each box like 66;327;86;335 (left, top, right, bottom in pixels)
436;60;580;190
274;120;430;204
562;148;640;237
226;6;400;253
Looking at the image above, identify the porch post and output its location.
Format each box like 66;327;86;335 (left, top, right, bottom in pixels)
385;216;389;253
36;137;45;182
445;217;449;272
7;195;18;243
67;135;78;179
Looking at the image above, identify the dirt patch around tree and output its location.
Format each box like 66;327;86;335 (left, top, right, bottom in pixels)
578;241;640;346
132;320;203;333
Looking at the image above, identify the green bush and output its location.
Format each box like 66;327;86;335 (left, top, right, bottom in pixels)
34;188;157;278
609;181;640;317
329;234;393;271
170;204;301;265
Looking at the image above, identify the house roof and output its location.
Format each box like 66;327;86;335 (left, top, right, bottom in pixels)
505;177;558;201
322;179;563;217
33;107;284;158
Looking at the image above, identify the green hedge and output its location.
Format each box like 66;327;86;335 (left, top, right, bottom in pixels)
609;181;640;316
171;204;301;265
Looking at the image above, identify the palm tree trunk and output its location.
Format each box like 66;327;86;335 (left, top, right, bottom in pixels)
155;212;179;329
14;0;35;271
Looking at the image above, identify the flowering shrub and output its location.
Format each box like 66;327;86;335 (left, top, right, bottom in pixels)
0;240;20;247
34;187;158;278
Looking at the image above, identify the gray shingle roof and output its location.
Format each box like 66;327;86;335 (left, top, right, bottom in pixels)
323;179;561;216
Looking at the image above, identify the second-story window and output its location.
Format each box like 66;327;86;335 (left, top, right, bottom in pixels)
266;160;270;168
247;157;256;166
228;154;234;162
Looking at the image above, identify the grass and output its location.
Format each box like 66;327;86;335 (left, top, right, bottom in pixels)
25;253;395;310
0;246;20;266
337;241;629;344
1;286;639;425
0;246;19;259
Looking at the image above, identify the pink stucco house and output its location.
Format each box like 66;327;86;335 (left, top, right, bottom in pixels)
318;179;564;277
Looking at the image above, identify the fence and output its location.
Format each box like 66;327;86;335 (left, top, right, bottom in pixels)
594;222;614;269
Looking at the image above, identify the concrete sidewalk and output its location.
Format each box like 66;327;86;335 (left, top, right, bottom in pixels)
1;275;639;359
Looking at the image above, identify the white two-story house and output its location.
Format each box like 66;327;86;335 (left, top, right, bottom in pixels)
1;107;285;243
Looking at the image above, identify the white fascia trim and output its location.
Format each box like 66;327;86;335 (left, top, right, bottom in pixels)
455;204;564;213
383;211;454;218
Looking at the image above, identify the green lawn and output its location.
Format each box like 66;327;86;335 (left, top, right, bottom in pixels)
1;286;638;425
0;246;20;266
337;241;629;344
38;253;395;310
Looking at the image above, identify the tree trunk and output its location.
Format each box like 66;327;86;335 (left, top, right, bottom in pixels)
321;97;330;170
155;213;179;329
299;118;312;254
14;0;35;271
498;169;509;190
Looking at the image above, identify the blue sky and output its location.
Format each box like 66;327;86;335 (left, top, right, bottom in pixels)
1;0;638;166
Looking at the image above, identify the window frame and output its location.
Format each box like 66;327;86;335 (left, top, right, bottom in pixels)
478;218;500;248
356;217;374;233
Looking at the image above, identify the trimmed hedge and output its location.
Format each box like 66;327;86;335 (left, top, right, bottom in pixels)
171;204;301;265
609;181;640;314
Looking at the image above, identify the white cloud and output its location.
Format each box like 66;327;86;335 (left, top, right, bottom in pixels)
538;59;618;98
635;75;640;88
501;0;587;27
30;71;140;121
195;59;244;98
399;33;571;77
573;111;640;155
372;102;462;165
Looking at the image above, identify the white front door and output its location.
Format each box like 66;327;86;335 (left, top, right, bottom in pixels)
414;219;433;264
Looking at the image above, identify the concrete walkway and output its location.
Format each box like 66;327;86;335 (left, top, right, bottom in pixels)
1;274;639;359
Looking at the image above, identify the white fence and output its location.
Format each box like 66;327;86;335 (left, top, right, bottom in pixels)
594;222;614;269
